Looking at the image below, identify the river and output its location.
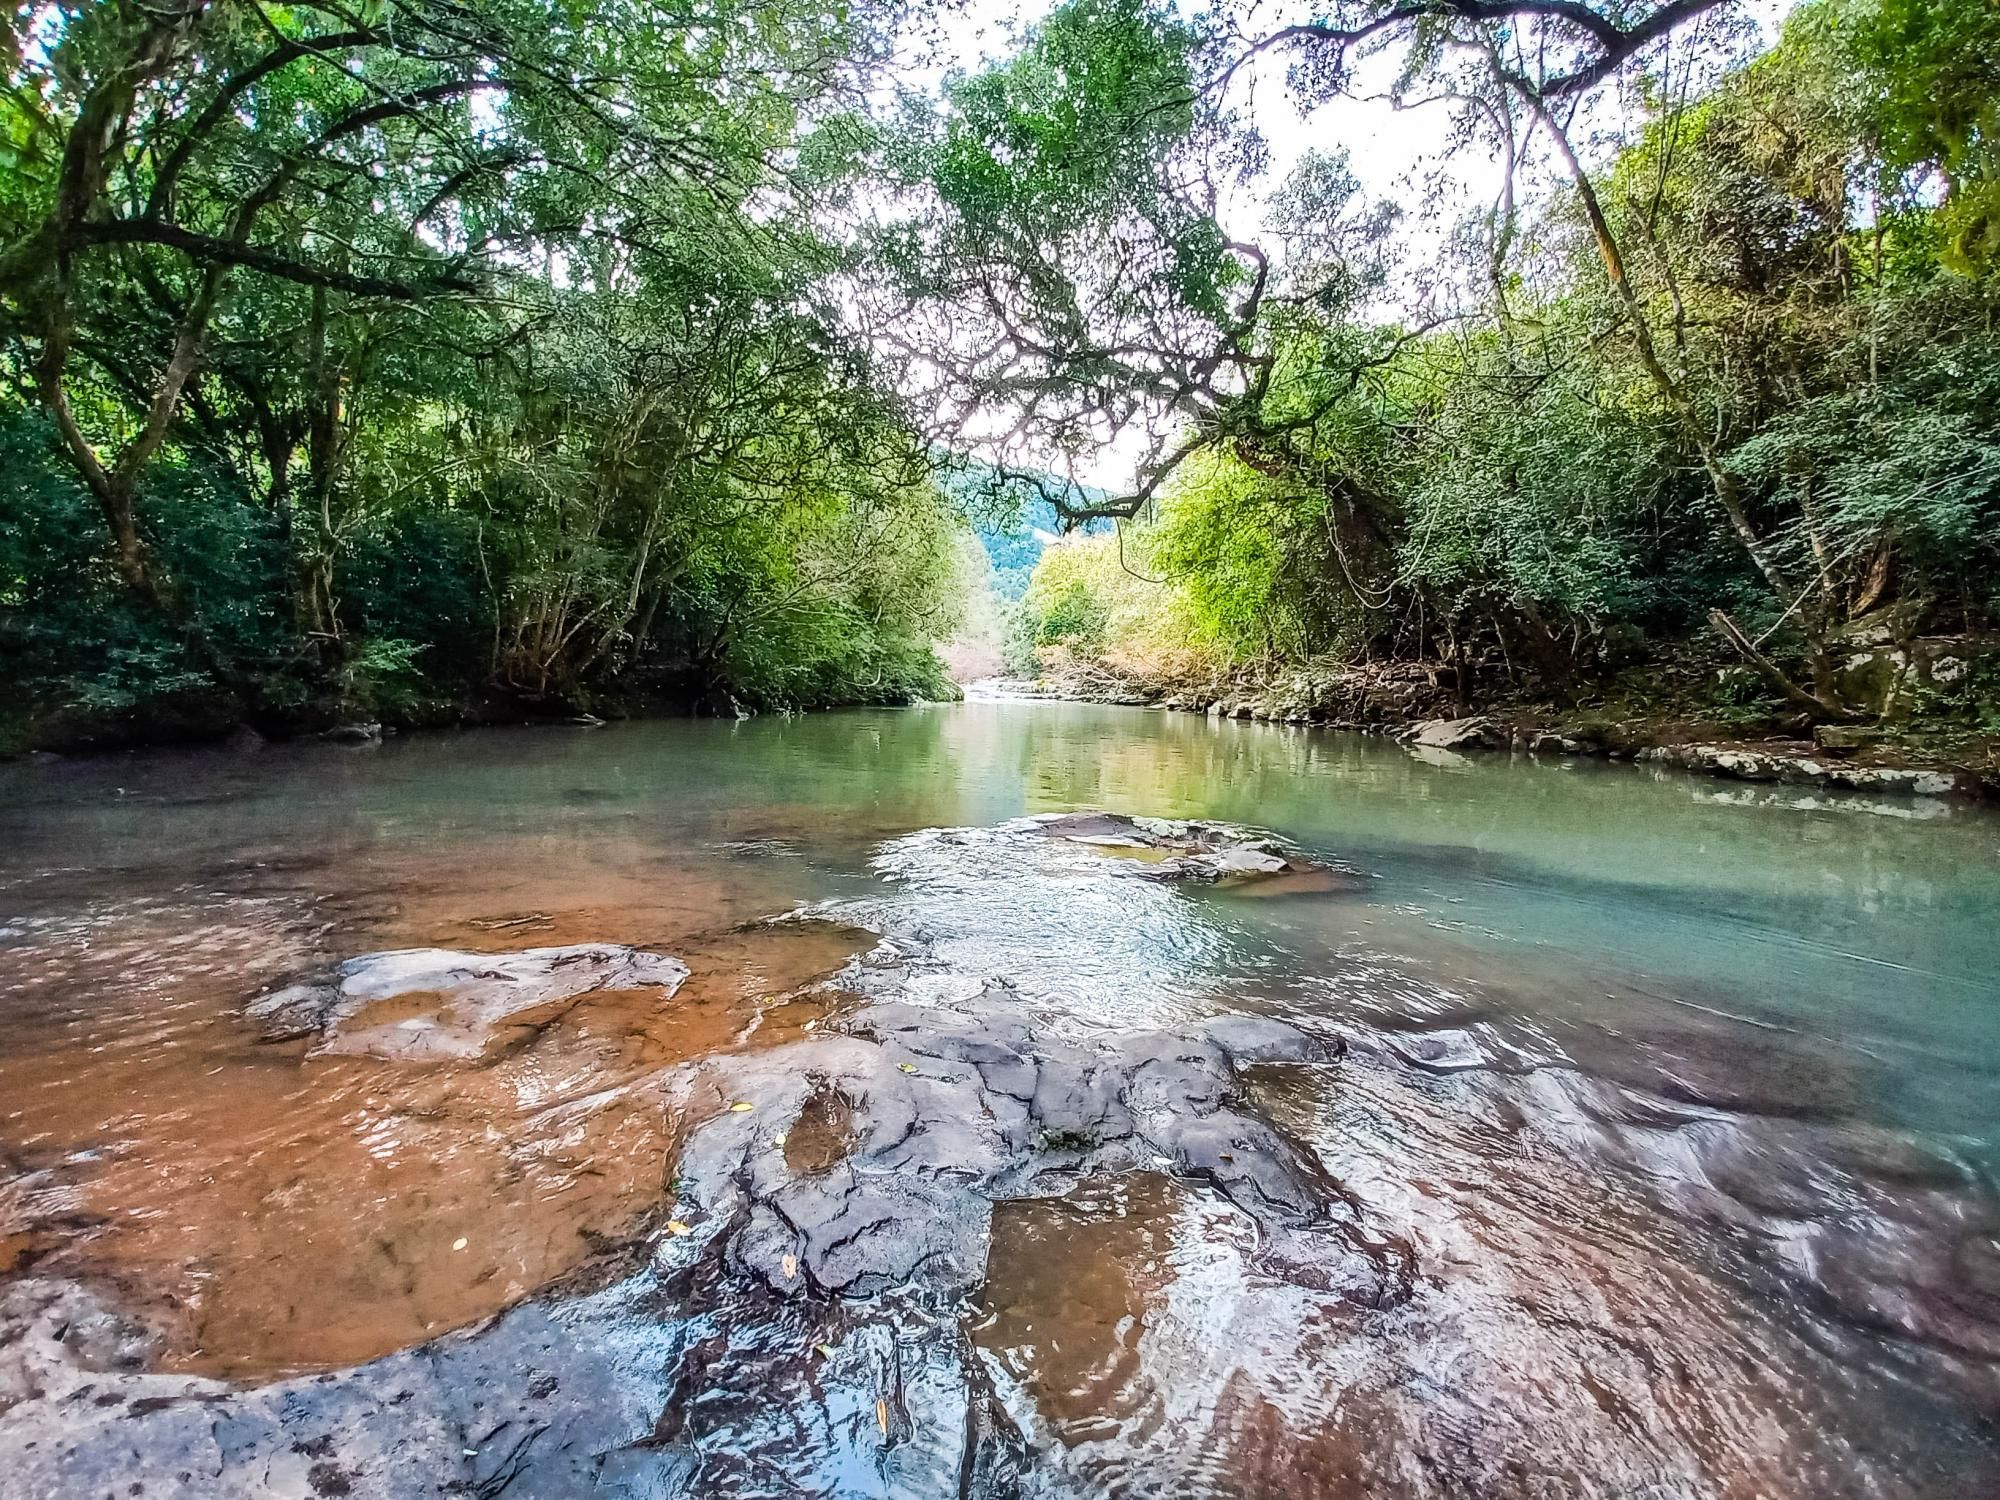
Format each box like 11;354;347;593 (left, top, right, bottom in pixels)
2;703;1997;1496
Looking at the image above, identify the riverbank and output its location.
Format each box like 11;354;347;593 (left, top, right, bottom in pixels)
0;675;966;759
973;649;2000;798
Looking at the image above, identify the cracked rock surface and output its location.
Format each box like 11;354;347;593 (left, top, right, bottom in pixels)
6;810;1996;1499
671;981;1402;1307
0;903;1391;1498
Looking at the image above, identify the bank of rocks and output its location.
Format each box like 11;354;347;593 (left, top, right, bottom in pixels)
993;657;1991;800
1381;715;1980;797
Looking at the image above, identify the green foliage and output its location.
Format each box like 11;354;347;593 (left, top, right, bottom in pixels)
935;0;1201;221
1837;0;2000;271
1727;335;2000;604
1147;454;1319;661
999;0;2000;713
1396;335;1668;623
0;404;275;719
1032;580;1111;653
1009;530;1218;678
8;0;2000;747
0;0;965;743
335;637;435;722
872;0;1257;498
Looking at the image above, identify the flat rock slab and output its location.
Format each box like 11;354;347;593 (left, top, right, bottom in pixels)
7;813;1997;1497
4;931;1394;1495
1017;811;1348;888
1638;742;1969;797
0;814;1401;1495
660;986;1386;1308
248;943;690;1060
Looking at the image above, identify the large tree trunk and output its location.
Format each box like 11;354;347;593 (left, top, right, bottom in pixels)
22;7;216;613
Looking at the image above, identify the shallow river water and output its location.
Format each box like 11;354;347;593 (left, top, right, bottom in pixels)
3;703;1999;1497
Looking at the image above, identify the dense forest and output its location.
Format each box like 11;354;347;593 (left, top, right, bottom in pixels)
2;0;1997;749
0;0;971;742
980;0;2000;748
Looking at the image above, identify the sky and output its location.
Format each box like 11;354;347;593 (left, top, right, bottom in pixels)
918;0;1797;220
901;0;1797;491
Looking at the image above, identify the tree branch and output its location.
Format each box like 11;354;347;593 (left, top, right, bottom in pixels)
144;27;380;218
1233;0;1727;99
73;220;480;298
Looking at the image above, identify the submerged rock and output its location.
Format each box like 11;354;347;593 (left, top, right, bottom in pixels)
248;943;691;1060
1017;810;1350;888
14;808;1993;1497
658;985;1389;1308
4;897;1397;1495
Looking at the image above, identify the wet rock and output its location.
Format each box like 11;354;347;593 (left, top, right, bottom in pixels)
12;800;2000;1496
1711;747;1786;781
0;1271;715;1500
248;943;690;1060
1023;810;1153;844
1199;1013;1340;1065
3;921;1405;1497
1831;765;1965;796
0;824;1392;1500
1397;716;1505;752
1647;742;1971;798
1018;811;1344;888
1347;1008;2000;1389
648;984;1400;1311
1383;1027;1491;1073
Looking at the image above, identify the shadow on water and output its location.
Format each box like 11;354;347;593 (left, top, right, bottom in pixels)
1;704;1998;1494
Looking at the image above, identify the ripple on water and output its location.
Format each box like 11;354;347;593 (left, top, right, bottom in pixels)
977;1065;1997;1498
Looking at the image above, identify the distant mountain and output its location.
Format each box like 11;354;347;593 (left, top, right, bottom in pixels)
936;461;1113;602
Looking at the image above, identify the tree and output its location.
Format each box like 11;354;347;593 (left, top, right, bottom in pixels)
0;0;972;738
978;0;2000;723
0;0;876;610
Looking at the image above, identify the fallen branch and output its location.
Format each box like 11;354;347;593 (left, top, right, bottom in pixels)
1708;609;1858;724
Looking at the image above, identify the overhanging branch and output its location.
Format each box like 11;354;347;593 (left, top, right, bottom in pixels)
74;220;482;299
1232;0;1728;99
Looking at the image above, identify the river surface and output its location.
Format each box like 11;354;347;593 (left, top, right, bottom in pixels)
3;703;1999;1496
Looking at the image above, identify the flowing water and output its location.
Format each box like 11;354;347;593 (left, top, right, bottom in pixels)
2;703;1999;1495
